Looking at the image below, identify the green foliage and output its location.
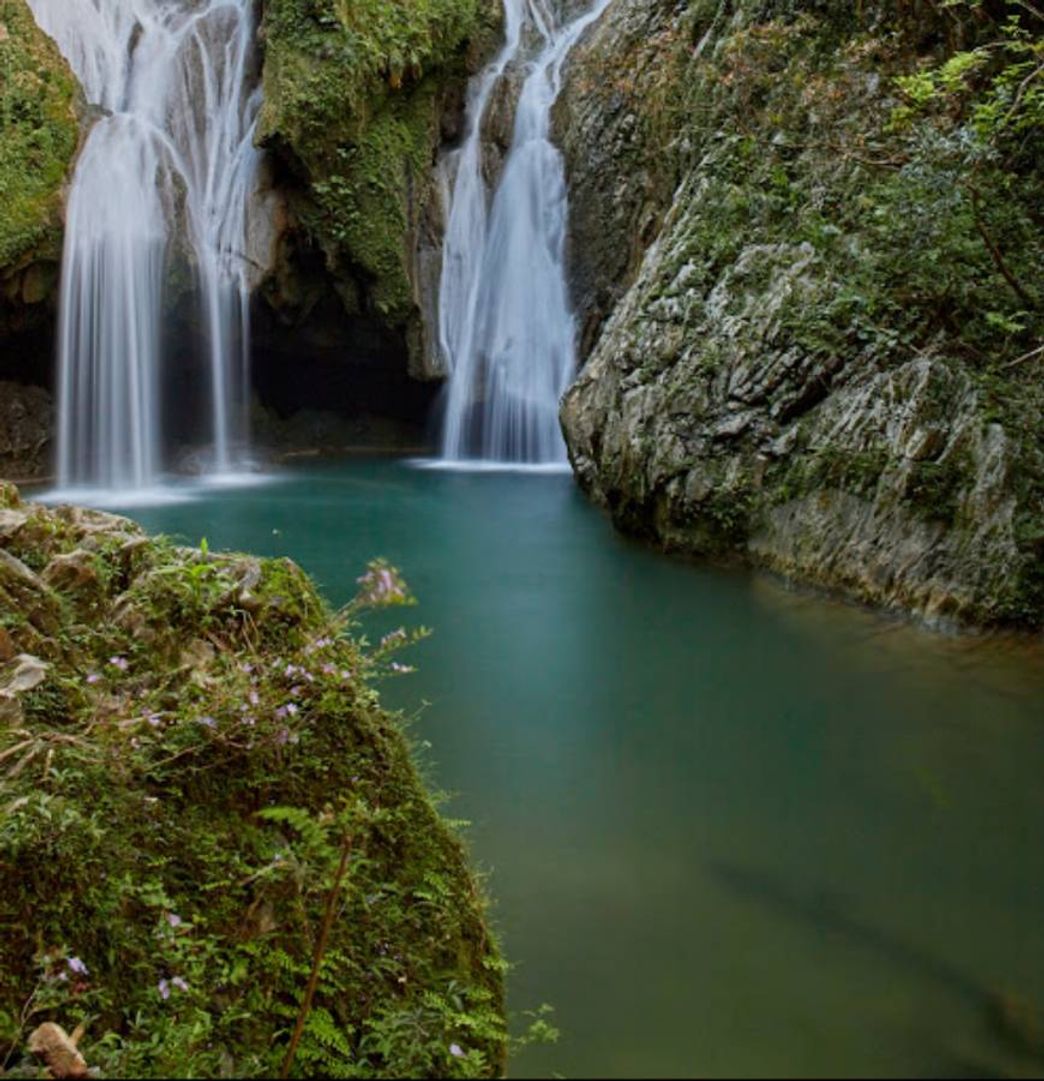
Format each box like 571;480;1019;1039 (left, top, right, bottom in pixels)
0;498;507;1077
0;0;79;268
258;0;496;324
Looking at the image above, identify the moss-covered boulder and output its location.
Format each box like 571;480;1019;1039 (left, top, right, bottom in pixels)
0;0;78;337
560;0;1044;629
0;484;506;1078
257;0;500;376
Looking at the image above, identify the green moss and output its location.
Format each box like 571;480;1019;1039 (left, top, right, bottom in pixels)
903;456;968;525
0;496;506;1078
259;0;497;325
0;0;79;269
309;81;441;315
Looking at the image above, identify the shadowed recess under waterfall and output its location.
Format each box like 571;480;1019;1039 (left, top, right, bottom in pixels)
26;0;262;491
437;0;613;466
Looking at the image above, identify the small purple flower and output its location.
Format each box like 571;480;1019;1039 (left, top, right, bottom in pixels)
146;713;162;728
171;976;189;992
284;664;298;678
109;656;129;672
158;979;170;1000
285;703;298;717
67;956;88;976
198;716;217;729
449;1043;465;1059
166;913;182;928
248;690;260;706
341;670;353;681
86;672;101;685
321;663;336;676
239;662;254;674
289;684;302;698
274;706;288;720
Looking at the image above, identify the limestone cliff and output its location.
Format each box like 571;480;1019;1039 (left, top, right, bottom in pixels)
560;0;1044;629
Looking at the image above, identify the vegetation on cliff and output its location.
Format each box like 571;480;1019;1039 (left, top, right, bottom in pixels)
561;0;1044;628
259;0;499;327
0;483;507;1078
0;0;77;271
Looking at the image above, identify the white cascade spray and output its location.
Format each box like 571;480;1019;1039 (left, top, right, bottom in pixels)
26;0;262;490
438;0;612;465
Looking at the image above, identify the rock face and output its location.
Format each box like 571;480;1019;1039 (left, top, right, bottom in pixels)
0;0;79;365
560;0;1044;629
255;0;501;389
0;381;52;481
553;0;682;357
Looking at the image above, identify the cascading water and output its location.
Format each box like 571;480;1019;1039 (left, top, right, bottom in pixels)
437;0;613;466
26;0;262;490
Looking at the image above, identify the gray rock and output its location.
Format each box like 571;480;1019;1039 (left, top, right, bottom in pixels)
0;653;48;725
0;383;53;482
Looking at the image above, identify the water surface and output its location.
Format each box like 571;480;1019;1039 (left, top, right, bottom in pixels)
121;459;1044;1078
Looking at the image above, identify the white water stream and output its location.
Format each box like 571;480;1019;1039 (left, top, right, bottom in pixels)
27;0;262;490
438;0;612;465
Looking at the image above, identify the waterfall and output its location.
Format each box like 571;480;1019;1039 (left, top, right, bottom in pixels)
437;0;612;466
26;0;262;490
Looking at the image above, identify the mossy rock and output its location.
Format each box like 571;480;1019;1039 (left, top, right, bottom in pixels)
259;0;500;327
0;490;506;1078
0;0;79;271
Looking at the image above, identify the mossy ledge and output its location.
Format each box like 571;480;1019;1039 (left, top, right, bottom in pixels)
257;0;501;371
0;0;79;344
0;482;506;1078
